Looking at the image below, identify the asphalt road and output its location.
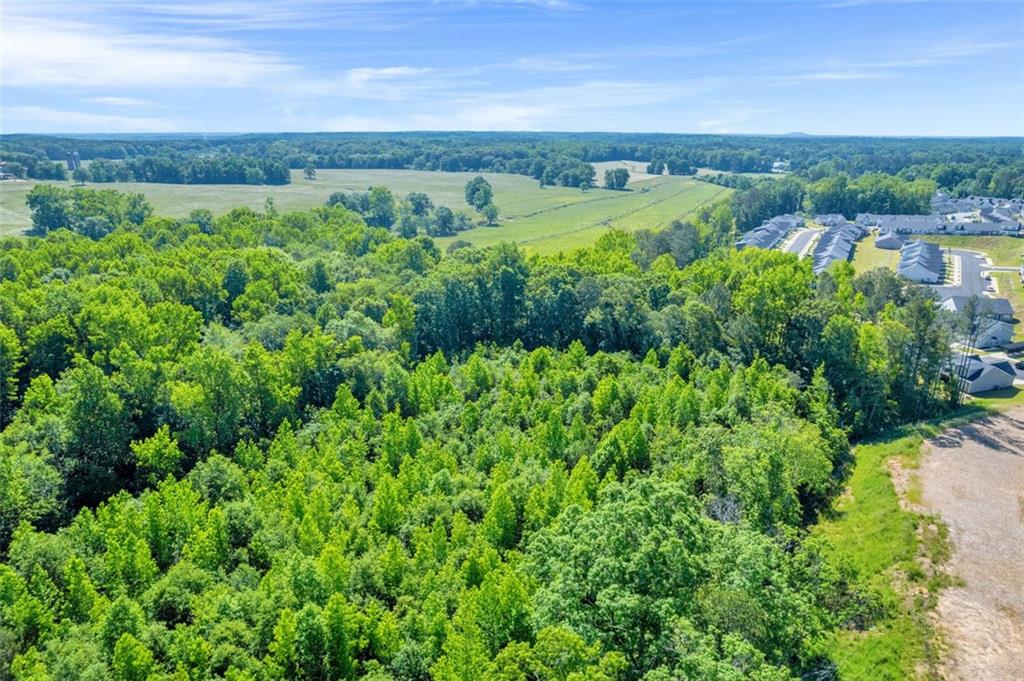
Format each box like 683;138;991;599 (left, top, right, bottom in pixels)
780;228;818;256
935;248;990;299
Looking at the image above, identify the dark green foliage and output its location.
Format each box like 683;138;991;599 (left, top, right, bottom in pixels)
464;176;493;210
603;167;629;190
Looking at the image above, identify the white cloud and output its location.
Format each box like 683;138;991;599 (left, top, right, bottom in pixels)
4;106;177;133
2;14;298;89
342;66;438;100
85;96;154;107
412;78;723;130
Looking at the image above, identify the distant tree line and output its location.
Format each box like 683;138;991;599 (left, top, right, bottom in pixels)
1;151;290;185
5;132;1019;196
702;170;939;230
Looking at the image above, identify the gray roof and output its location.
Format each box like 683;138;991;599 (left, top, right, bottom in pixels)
811;222;864;273
898;240;943;274
815;214;848;227
943;295;1014;318
735;214;803;250
875;230;904;247
953;353;1015;382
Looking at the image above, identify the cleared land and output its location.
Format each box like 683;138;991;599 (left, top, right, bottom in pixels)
591;159;663;182
0;169;731;254
919;409;1024;680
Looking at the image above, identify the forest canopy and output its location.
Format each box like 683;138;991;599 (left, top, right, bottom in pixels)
0;184;961;680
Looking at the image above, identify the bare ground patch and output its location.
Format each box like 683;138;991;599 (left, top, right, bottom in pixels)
919;407;1024;680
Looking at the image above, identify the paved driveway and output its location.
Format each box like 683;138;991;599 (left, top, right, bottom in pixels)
935;249;991;298
780;228;818;256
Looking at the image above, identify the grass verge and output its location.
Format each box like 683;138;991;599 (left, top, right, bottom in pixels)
813;404;997;679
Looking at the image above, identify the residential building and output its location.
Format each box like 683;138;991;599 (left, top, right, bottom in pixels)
814;214;848;227
950;353;1016;394
811;222;864;273
975;319;1015;349
735;214;804;250
941;296;1014;322
897;240;943;283
875;230;904;249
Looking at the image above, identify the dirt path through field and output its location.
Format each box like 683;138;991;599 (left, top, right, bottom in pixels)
920;407;1024;680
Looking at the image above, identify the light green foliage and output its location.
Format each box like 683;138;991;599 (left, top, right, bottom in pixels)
111;634;153;681
0;184;963;680
130;425;182;484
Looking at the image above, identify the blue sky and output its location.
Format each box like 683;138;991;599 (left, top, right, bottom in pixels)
3;0;1022;135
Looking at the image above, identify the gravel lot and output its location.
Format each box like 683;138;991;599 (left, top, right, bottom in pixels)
920;408;1024;680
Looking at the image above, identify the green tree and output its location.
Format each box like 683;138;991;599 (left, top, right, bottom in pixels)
464;176;493;210
481;203;499;226
366;186;397;228
603;168;629;190
131;425;183;484
0;324;23;427
111;633;153;681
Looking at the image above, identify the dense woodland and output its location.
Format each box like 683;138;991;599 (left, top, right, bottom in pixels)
2;133;1021;198
0;175;961;680
702;172;940;230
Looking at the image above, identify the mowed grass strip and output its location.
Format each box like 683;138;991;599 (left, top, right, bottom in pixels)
1;170;731;255
436;177;731;254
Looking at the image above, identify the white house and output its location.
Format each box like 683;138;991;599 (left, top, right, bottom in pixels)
975;319;1015;349
953;354;1016;394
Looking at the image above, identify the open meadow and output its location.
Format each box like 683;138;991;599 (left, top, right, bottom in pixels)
0;168;731;253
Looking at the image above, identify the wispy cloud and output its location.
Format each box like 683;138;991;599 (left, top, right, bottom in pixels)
509;57;596;73
5;106;177;133
85;96;154;107
773;34;1018;84
3;14;298;89
775;69;892;83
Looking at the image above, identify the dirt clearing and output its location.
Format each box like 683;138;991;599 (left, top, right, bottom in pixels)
920;407;1024;680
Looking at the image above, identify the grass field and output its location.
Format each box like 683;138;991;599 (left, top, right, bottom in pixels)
990;271;1024;340
0;168;731;253
851;237;902;274
435;174;731;254
919;235;1024;267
